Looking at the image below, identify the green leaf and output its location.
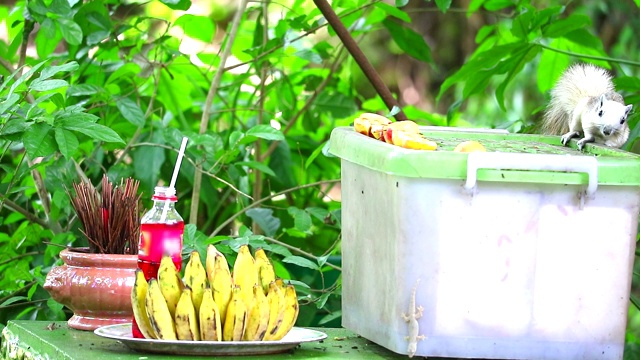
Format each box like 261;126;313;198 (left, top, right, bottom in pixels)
374;2;411;23
29;79;68;92
0;296;29;307
174;14;215;43
383;19;432;63
235;161;276;177
134;131;165;191
395;0;409;6
434;0;452;13
246;208;281;237
484;0;514;11
0;93;20;114
543;14;591;38
116;97;145;127
305;141;328;169
282;255;319;271
245;124;285;141
58;114;124;143
35;27;63;59
57;18;83;45
38;62;79;81
538;38;571;93
314;91;358;118
23;123;57;158
67;84;102;97
54;128;78;159
287;207;312;233
0;118;28;136
495;44;539;110
160;0;191;11
10;61;46;96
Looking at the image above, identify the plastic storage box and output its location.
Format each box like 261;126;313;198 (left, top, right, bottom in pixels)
329;126;640;360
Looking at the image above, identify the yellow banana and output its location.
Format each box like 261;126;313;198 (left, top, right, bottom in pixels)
262;280;286;341
270;283;299;340
157;255;184;318
145;278;177;340
205;244;220;286
243;284;270;341
199;287;222;341
223;285;248;341
174;286;200;341
131;269;156;339
184;250;207;315
212;252;233;327
254;248;275;295
233;244;258;306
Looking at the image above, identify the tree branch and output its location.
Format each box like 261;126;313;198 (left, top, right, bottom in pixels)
210;179;340;237
190;0;249;225
259;46;347;162
317;0;406;119
263;236;342;272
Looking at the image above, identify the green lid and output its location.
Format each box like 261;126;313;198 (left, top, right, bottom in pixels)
328;126;640;188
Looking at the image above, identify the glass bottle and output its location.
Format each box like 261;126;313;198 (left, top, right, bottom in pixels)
132;186;184;338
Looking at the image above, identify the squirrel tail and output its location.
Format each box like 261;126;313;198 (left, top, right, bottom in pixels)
541;63;616;135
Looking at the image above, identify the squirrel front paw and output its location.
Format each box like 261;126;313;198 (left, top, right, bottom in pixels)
561;131;579;146
577;137;594;151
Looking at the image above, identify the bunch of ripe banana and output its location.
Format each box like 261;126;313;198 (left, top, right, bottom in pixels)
131;244;299;342
353;113;438;150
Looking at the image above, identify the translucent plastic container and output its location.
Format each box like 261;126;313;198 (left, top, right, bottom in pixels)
329;126;640;360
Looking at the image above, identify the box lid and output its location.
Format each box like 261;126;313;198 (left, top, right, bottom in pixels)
328;126;640;188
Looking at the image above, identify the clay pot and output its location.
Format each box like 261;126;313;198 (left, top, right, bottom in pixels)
44;248;137;331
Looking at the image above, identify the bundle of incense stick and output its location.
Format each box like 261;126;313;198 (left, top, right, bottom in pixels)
70;175;142;254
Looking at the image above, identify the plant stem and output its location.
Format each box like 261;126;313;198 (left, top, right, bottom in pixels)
190;0;249;225
538;43;640;67
263;236;342;272
0;252;41;267
210;179;340;237
0;280;37;305
260;46;346;162
223;2;376;73
252;0;270;234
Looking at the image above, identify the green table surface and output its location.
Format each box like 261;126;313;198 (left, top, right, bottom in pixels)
1;321;410;360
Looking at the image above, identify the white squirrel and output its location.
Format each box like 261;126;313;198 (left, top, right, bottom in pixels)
541;63;632;150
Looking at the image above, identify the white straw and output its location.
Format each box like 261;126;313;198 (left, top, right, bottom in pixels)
160;137;188;223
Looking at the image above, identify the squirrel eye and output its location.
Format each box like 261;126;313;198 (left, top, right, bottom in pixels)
598;110;604;117
620;119;626;125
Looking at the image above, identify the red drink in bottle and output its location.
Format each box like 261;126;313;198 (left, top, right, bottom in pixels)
132;186;184;338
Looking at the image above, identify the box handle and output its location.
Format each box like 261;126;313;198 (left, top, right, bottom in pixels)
464;152;598;200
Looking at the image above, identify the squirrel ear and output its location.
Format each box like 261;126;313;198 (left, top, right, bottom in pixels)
625;104;633;116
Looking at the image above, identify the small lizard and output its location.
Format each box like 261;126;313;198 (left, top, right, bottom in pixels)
402;279;425;358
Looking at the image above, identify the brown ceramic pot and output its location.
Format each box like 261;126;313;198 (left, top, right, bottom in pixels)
44;248;137;331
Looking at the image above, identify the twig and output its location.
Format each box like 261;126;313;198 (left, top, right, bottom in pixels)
263;236;342;272
313;0;406;120
252;0;270;234
0;280;38;305
538;43;640;67
259;45;347;162
131;142;253;200
223;2;376;73
0;251;41;267
210;179;340;237
190;0;250;225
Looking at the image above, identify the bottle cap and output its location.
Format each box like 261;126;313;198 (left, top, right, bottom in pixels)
152;186;177;201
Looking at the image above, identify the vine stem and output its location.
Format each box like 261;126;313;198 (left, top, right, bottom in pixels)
253;0;270;234
210;179;341;237
190;0;249;225
538;43;640;67
263;235;342;272
259;45;347;162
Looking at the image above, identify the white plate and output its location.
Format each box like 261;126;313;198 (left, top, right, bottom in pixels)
94;323;327;356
